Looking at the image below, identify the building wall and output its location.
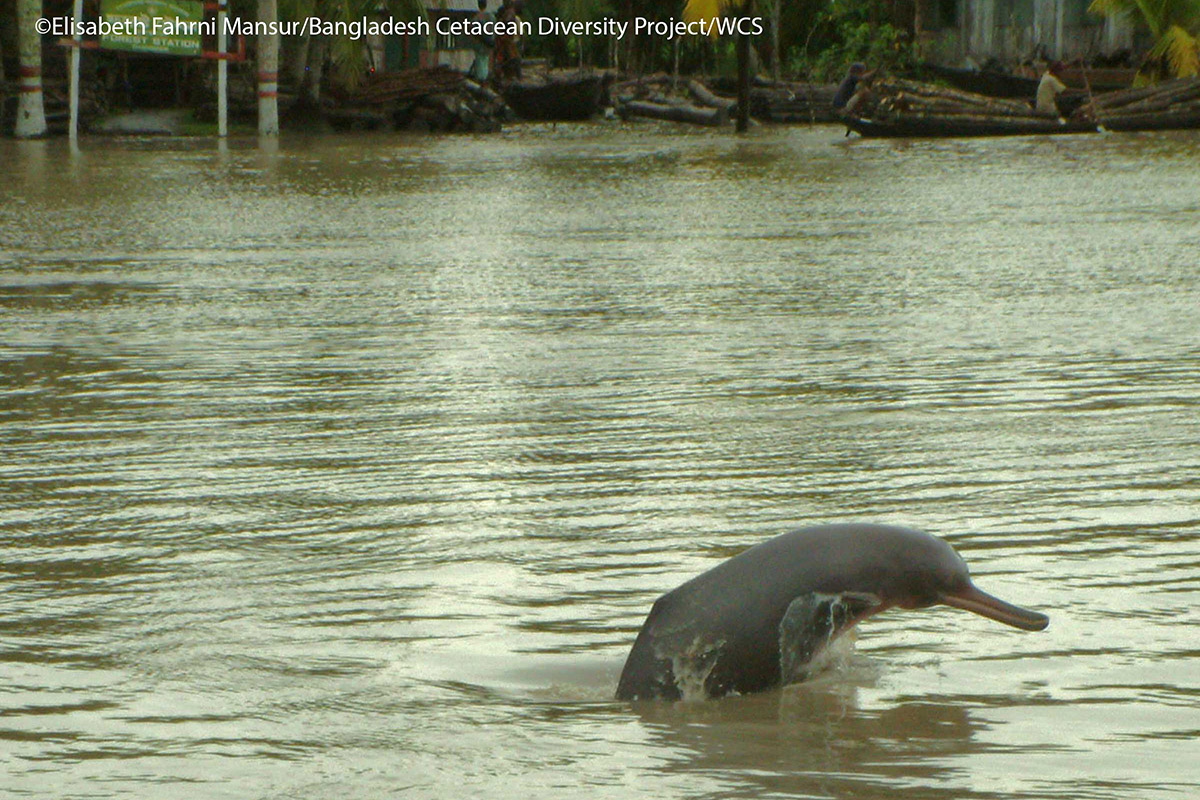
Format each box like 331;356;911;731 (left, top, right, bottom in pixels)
923;0;1135;65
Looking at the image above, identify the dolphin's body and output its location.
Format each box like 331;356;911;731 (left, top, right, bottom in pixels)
616;524;1049;701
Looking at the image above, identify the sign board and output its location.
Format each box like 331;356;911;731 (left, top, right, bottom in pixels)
99;0;204;56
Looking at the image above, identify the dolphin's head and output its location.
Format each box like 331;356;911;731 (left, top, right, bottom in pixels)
881;530;1049;631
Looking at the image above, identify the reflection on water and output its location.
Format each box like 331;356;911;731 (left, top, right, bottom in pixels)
2;126;1199;799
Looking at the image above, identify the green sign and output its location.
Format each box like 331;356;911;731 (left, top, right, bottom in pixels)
100;0;205;56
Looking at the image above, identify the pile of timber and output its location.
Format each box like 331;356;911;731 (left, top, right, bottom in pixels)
503;70;614;121
611;74;839;126
612;74;731;126
708;76;840;122
1076;77;1200;131
348;67;466;105
328;67;511;134
847;78;1098;137
747;82;840;123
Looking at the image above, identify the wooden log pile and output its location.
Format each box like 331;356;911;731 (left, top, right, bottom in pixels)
612;74;729;126
705;76;840;122
869;78;1037;118
842;77;1106;136
347;67;466;105
852;77;1089;131
329;67;510;134
747;83;840;123
611;74;838;126
1075;77;1200;130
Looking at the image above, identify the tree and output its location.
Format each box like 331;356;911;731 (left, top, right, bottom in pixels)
275;0;425;98
559;0;613;67
1089;0;1200;80
15;0;47;138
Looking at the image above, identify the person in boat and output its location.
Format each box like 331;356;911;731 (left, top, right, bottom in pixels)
833;63;877;115
470;0;495;82
1036;61;1068;115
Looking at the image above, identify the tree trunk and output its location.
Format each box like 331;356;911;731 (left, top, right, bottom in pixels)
770;0;780;81
302;35;326;106
15;0;48;138
257;0;279;136
735;2;752;133
290;31;310;92
622;100;728;126
687;79;735;111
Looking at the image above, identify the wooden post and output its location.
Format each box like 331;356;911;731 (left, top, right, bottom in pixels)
69;0;83;145
735;1;752;133
218;0;228;136
257;0;280;136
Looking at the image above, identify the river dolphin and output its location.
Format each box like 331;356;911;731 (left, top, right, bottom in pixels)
616;523;1049;700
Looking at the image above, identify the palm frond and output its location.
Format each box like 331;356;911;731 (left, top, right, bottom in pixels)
682;0;733;25
1087;0;1133;17
1150;23;1200;76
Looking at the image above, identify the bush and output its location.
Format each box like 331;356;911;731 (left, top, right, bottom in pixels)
792;20;917;82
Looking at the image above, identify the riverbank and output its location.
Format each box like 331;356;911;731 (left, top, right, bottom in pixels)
6;65;847;139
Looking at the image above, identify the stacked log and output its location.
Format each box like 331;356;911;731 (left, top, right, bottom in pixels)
745;83;840;123
872;78;1036;115
611;74;837;125
502;70;612;121
620;99;727;126
866;78;1059;124
348;67;466;105
1083;77;1200;113
613;75;728;126
847;77;1100;136
1076;77;1200;130
327;67;509;134
705;76;840;122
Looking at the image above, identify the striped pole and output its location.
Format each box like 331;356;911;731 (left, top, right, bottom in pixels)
218;0;228;136
15;0;48;138
256;0;279;136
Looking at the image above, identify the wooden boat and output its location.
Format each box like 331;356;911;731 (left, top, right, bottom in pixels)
917;63;1038;99
1081;77;1200;131
1098;106;1200;131
845;113;1097;138
1059;67;1136;92
502;71;611;121
844;78;1097;138
845;76;1200;137
917;64;1135;98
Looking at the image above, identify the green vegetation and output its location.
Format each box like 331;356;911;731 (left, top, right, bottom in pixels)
517;0;917;83
791;16;918;81
1088;0;1200;81
281;0;426;88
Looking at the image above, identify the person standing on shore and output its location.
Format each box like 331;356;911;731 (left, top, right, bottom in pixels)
493;0;524;81
470;0;495;82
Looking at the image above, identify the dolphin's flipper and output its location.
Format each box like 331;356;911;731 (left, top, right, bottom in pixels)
778;591;880;684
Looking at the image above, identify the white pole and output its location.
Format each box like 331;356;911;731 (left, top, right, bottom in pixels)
69;0;83;146
218;0;228;137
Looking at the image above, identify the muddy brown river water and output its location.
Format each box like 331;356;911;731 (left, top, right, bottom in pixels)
2;124;1199;799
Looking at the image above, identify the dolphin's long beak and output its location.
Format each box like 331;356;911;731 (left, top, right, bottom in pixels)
939;583;1049;631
